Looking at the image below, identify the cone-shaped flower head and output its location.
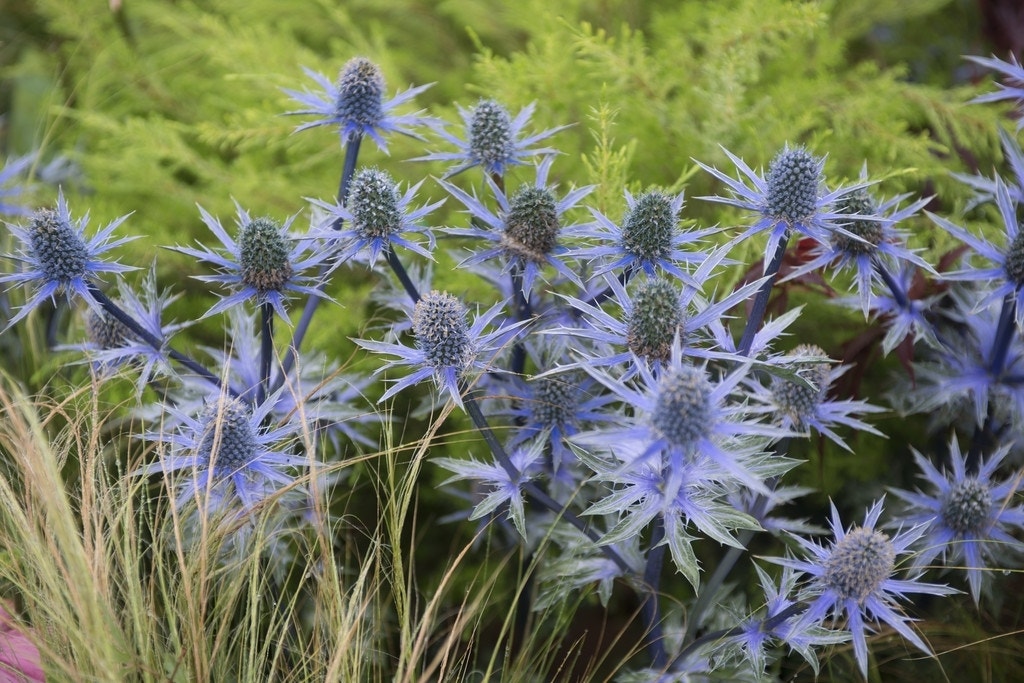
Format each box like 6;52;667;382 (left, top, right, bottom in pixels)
530;373;580;433
468;100;515;174
284;56;432;151
774;499;957;679
31;207;89;282
173;203;334;320
622;191;678;265
198;398;259;475
1005;224;1024;286
413;290;473;372
334;57;385;134
85;307;132;350
651;364;713;450
416;99;567;178
238;217;295;294
349;168;403;241
831;189;884;256
823;526;896;603
941;478;993;536
765;147;821;225
627;277;683;362
771;344;831;429
502;184;560;264
1;190;134;328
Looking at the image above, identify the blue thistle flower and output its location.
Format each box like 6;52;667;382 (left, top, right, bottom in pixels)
283;57;433;151
172;202;335;319
967;53;1024;128
731;565;847;676
773;499;957;679
438;155;594;296
356;289;523;409
136;391;313;514
1;189;134;329
929;178;1024;329
415;99;568;177
952;128;1024;209
575;345;791;493
746;344;885;451
0;154;35;216
573;189;717;282
889;436;1024;603
74;268;185;393
696;145;870;265
549;247;763;377
784;173;933;316
308;167;442;266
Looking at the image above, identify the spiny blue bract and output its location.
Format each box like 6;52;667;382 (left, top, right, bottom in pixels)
197;399;259;472
503;185;560;263
823;526;896;603
412;291;472;370
30;207;89;282
651;364;712;449
771;344;831;427
239;217;294;293
627;277;682;361
468;100;515;171
766;147;820;224
348;168;402;239
335;57;386;130
941;478;993;535
621;191;676;262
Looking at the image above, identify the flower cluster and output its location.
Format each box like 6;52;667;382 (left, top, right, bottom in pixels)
3;51;1024;683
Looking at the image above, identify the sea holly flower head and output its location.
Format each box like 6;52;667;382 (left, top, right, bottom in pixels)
416;99;568;178
173;202;335;320
928;178;1024;329
549;247;763;377
80;269;185;394
785;174;933;316
283;56;433;152
773;499;957;679
1;189;134;329
575;345;791;493
439;155;594;296
135;390;312;515
696;144;871;265
748;344;885;450
309;167;442;265
574;188;716;283
889;436;1024;603
355;289;523;409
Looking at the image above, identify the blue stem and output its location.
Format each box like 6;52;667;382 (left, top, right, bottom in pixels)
642;519;668;668
257;301;273;405
87;284;229;394
738;234;790;356
460;389;633;575
387;247;421;303
277;138;363;386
